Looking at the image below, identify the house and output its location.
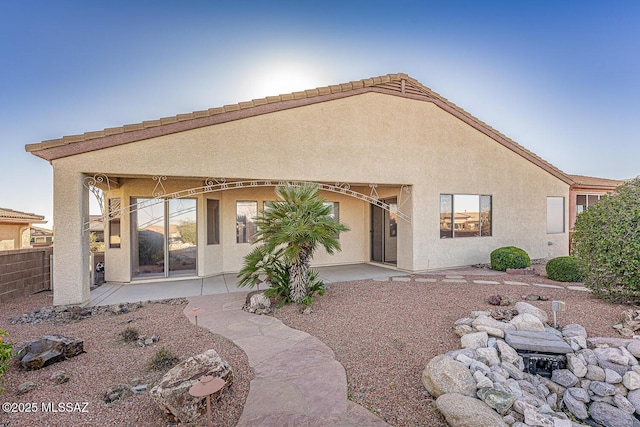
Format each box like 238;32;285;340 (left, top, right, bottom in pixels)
0;208;47;250
568;174;626;230
30;225;54;247
26;73;572;305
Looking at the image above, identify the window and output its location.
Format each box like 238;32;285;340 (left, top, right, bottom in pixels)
440;194;492;238
108;198;121;248
236;201;258;243
547;197;565;234
576;194;602;215
389;202;398;237
323;202;341;238
207;199;220;245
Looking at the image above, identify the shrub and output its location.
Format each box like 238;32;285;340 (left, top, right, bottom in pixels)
490;246;531;271
148;348;180;372
546;256;585;282
0;329;14;394
120;327;140;343
573;177;640;303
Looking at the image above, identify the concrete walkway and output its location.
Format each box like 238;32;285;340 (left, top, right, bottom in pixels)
185;293;389;426
87;263;406;307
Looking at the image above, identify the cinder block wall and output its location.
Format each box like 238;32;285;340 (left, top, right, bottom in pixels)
0;247;53;303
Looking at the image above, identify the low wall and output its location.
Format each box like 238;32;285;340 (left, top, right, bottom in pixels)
0;247;53;303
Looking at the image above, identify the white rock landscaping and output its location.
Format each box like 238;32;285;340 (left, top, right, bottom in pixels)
422;301;640;427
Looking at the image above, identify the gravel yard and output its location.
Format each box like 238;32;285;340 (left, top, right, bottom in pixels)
274;270;629;427
1;293;251;427
0;268;630;427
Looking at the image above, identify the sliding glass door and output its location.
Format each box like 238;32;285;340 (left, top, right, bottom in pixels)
132;198;197;279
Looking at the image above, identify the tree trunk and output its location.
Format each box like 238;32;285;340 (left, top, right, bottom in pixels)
289;252;310;304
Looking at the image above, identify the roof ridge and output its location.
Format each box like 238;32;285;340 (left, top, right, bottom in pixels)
28;73;410;150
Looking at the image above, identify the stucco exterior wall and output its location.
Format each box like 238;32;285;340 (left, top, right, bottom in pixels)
50;91;569;301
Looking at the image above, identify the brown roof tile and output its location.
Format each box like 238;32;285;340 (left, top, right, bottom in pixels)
0;207;46;223
24;72;573;184
568;174;627;189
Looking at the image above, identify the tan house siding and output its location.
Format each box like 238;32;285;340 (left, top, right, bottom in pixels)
29;75;571;305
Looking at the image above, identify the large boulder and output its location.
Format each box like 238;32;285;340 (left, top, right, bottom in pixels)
514;301;548;323
435;393;507;427
150;349;233;423
589;401;640;427
510;313;545;332
421;355;476;398
243;290;271;314
14;335;84;370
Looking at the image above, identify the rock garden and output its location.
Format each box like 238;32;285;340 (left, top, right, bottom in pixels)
426;300;640;426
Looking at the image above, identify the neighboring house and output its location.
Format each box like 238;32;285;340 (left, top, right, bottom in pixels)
26;73;573;305
568;174;627;230
30;226;53;247
0;208;46;250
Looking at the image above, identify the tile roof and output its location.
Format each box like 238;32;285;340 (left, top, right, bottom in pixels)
568;174;627;189
0;207;46;223
25;73;573;184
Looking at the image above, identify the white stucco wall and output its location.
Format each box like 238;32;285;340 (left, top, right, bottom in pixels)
50;91;569;302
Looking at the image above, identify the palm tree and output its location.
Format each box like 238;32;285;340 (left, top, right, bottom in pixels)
251;182;350;304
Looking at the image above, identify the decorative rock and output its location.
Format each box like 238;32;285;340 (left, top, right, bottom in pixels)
510;313;545;332
590;381;617;397
103;383;132;403
476;347;501;366
475;325;505;338
435;393;508;427
17;381;37;394
595;347;630;366
614;382;629;396
454;325;474;337
551;369;579;388
620;346;639;366
589;401;640;427
461;331;489;349
624;371;640;390
626;388;640;414
497;340;521;365
455;317;475;326
600;359;632;377
471;310;493;318
477;387;516;415
580;348;599;366
561;324;587;339
50;371;71;385
613;394;636;415
567;336;587;351
563;390;590;420
470;360;491;375
586;365;607;381
421;355;476;398
523;406;553;427
606;368;624;384
502;361;525;380
243;291;271;314
566;353;587;378
447;348;477;360
14;335;85;370
514;301;549;323
455;353;474;368
504;330;572;354
627;341;640;358
568;387;590;403
473;371;494;389
150;349;233;423
473;315;516;331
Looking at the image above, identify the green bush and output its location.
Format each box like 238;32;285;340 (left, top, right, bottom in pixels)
546;256;585;282
0;329;14;394
573;177;640;303
490;246;531;271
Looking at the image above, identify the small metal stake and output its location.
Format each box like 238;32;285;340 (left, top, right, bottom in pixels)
186;307;205;327
551;301;566;328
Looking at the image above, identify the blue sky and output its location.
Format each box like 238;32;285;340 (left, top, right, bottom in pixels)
1;1;638;225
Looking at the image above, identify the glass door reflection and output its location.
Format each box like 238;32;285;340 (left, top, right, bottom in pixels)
168;199;197;276
132;198;165;278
